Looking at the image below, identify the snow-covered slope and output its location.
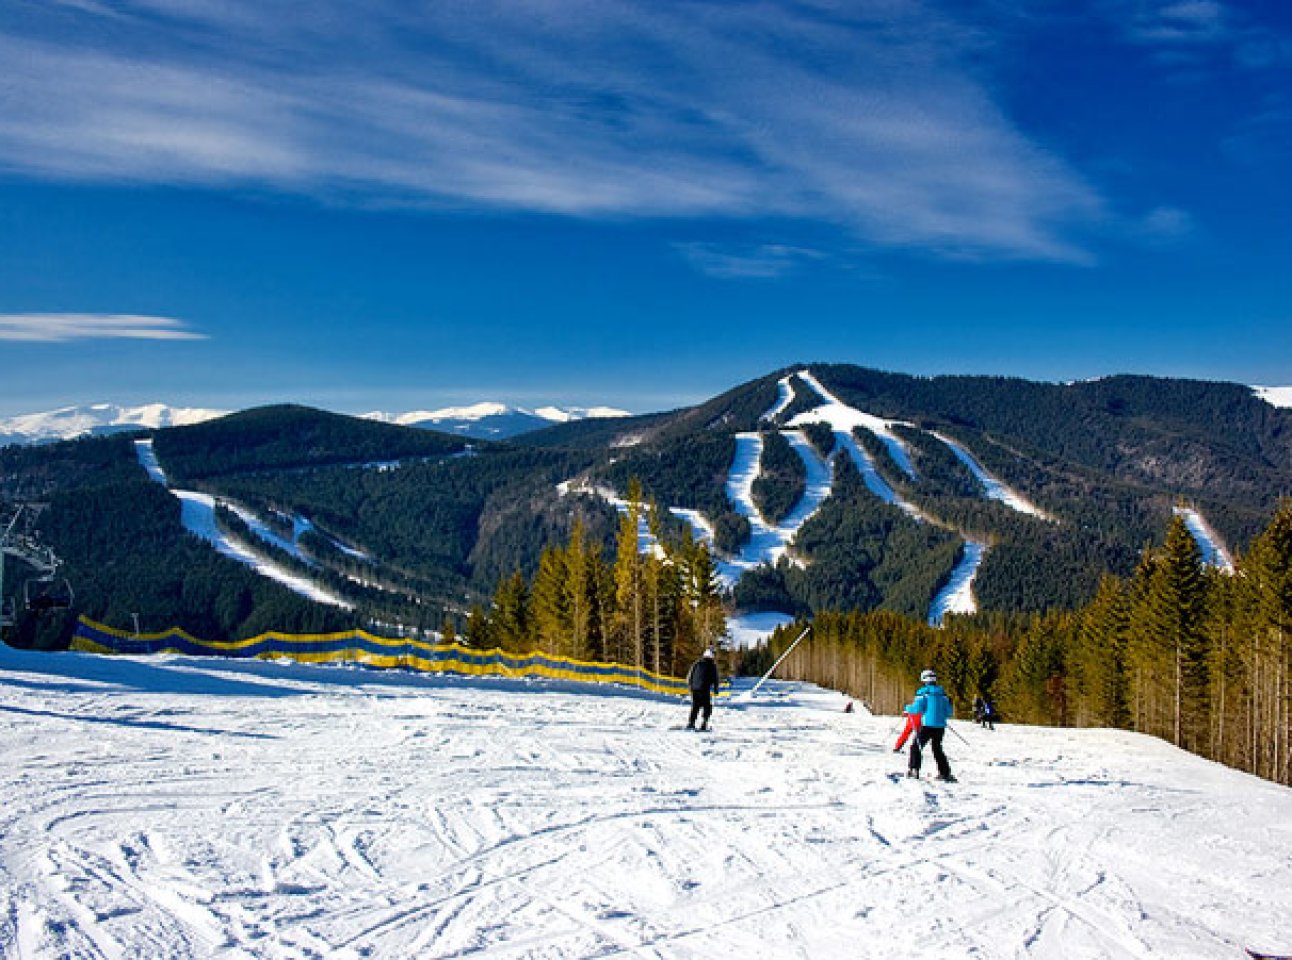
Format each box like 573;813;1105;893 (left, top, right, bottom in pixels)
1174;506;1236;572
1;644;1288;959
0;403;228;446
135;440;353;609
1253;385;1292;408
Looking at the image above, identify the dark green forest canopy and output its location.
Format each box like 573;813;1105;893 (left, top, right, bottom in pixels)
155;405;469;480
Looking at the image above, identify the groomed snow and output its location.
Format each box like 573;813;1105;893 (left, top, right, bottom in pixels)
933;432;1049;520
928;539;988;626
832;431;924;520
1;644;1289;959
725;610;797;648
792;370;917;479
1173;507;1236;573
717;431;833;586
763;375;797;422
135;441;353;610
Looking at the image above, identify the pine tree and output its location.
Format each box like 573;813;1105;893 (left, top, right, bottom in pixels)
1074;575;1131;728
1241;500;1292;784
612;479;646;667
492;570;531;653
565;520;601;662
677;529;726;673
530;544;569;656
1158;517;1210;750
465;603;491;649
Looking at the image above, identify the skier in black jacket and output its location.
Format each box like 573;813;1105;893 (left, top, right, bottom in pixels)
686;649;720;731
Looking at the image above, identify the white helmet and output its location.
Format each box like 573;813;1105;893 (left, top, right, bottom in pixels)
920;669;937;683
703;648;715;659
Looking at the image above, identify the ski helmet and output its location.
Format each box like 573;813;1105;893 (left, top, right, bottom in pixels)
920;669;937;683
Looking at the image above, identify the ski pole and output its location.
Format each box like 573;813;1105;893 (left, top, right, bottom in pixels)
946;723;970;746
745;624;811;698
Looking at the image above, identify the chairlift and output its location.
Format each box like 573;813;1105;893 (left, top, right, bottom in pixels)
24;575;74;614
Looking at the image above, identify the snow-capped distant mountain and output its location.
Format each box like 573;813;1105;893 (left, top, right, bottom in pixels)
1254;385;1292;408
363;402;630;440
0;400;630;447
0;403;229;447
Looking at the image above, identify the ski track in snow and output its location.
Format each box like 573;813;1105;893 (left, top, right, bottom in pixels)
928;540;988;627
763;375;796;422
716;430;832;587
573;369;1018;620
832;431;924;520
792;370;918;480
1173;507;1236;573
1;644;1289;959
932;432;1049;520
135;440;353;609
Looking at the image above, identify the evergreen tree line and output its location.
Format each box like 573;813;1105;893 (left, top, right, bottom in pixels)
460;480;727;679
750;504;1292;785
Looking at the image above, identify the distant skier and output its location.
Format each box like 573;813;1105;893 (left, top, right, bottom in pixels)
686;648;720;731
975;695;996;731
905;669;956;782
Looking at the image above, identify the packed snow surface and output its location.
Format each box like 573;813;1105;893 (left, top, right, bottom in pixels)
2;644;1289;959
717;430;833;585
135;440;353;609
791;370;918;478
724;610;797;648
928;539;988;627
933;432;1049;520
1173;507;1236;572
763;375;797;421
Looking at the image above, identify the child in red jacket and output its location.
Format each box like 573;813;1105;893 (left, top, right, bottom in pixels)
894;711;922;751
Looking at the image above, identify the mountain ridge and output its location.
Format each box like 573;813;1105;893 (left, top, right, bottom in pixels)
1;400;633;447
4;363;1291;649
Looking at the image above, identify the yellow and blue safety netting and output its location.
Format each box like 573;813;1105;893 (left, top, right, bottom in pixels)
71;616;693;696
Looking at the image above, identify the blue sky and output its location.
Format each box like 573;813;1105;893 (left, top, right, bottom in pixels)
1;0;1290;418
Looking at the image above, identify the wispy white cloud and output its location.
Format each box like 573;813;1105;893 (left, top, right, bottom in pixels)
1125;0;1232;45
1106;0;1290;70
1134;206;1196;245
675;243;828;280
0;1;1106;262
0;314;207;342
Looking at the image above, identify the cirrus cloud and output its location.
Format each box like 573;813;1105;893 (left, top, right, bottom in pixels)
0;1;1106;262
0;314;207;342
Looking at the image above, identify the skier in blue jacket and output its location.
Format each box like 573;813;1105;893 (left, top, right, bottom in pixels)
905;669;956;782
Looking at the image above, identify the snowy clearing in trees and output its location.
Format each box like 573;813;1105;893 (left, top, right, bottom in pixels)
2;643;1288;958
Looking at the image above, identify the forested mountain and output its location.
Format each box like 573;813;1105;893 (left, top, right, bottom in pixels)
3;366;1290;651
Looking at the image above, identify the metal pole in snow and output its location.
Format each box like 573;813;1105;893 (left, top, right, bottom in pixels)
745;625;811;699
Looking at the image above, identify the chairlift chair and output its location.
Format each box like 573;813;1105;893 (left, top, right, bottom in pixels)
24;575;74;614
